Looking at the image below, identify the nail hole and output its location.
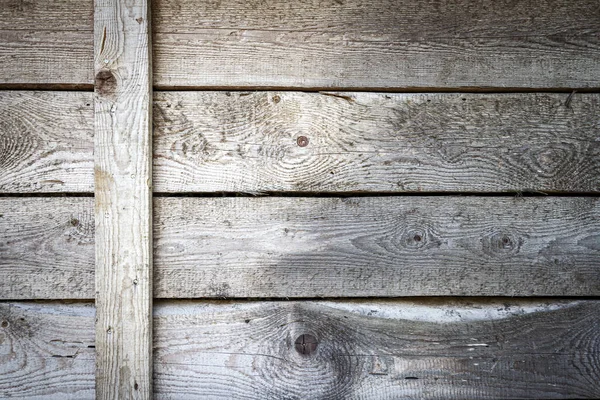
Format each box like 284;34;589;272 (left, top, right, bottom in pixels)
272;95;281;103
294;334;318;356
134;382;139;390
414;234;422;242
1;320;8;328
70;218;79;227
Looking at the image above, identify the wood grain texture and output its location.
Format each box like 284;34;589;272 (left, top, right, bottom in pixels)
0;302;95;399
154;298;600;399
152;0;600;89
0;0;93;86
94;0;153;397
0;197;95;299
153;91;600;193
2;196;599;299
2;299;599;399
2;92;598;194
0;91;94;193
157;196;600;298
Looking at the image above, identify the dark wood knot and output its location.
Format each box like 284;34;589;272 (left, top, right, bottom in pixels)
295;334;318;356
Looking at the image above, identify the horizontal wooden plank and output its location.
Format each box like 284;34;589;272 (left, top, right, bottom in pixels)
0;0;93;86
2;92;599;193
153;91;600;193
2;299;600;398
0;91;94;193
152;0;600;89
2;196;599;299
0;198;95;299
154;196;600;298
0;302;95;399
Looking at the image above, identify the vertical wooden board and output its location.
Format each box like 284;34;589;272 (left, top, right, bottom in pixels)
0;198;95;299
0;91;94;193
0;0;93;86
0;302;95;399
153;299;600;399
94;0;153;398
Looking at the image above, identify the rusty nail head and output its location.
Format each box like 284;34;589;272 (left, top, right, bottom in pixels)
295;334;318;355
297;136;309;147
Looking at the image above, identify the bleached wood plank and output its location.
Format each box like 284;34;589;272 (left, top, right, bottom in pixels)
94;0;153;397
154;299;600;399
0;0;93;86
0;91;94;193
3;196;598;299
2;299;599;398
0;302;95;399
152;0;600;89
153;92;600;193
154;196;600;298
4;92;598;194
0;197;95;299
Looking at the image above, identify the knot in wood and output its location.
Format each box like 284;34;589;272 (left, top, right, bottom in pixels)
95;69;117;97
296;136;309;147
294;334;318;356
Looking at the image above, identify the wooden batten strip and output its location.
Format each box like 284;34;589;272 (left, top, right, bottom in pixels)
94;0;153;398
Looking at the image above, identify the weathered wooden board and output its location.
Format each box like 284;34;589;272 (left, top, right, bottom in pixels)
154;299;600;399
94;0;153;397
0;302;95;399
0;197;95;299
4;300;599;398
2;92;599;193
0;0;93;86
154;196;600;298
152;0;600;89
0;91;94;193
153;91;600;193
2;197;599;299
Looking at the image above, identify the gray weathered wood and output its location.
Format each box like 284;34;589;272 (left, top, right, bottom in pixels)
2;299;600;398
153;0;600;89
0;91;94;193
0;302;95;399
3;92;599;193
154;196;600;298
94;0;153;397
2;196;598;299
0;197;95;299
154;91;600;193
0;0;93;86
154;298;600;399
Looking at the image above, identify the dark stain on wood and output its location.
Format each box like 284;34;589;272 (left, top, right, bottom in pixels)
95;69;116;97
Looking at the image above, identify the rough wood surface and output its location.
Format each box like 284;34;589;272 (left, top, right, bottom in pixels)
3;196;598;299
154;298;600;399
0;302;95;399
2;299;599;399
153;91;600;193
3;92;599;194
94;0;153;397
154;196;600;298
0;0;93;86
0;197;95;299
0;91;94;193
152;0;600;89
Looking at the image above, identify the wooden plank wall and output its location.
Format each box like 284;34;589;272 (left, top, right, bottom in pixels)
1;0;600;398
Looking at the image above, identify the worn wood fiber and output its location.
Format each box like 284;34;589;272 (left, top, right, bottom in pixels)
154;196;600;298
2;92;599;193
0;0;93;86
2;196;598;299
153;91;600;193
152;0;600;89
0;91;94;193
153;299;600;399
94;0;153;397
0;302;95;399
0;197;95;299
2;299;599;399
